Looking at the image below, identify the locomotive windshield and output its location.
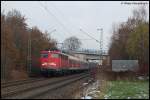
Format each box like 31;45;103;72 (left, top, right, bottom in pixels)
51;54;59;58
41;53;48;58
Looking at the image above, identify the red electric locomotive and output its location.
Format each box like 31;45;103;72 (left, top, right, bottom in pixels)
40;50;89;76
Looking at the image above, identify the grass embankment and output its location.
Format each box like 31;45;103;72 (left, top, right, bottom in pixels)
101;80;149;99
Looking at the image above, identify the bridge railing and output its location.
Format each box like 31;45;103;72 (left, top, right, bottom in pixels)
59;48;108;55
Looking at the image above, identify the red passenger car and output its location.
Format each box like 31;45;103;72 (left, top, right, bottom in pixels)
40;50;89;76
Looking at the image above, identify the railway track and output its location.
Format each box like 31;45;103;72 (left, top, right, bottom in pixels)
1;78;46;88
1;72;90;99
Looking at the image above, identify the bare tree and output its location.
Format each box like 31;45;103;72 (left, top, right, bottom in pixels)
63;36;82;51
132;6;147;24
109;6;149;75
1;9;57;80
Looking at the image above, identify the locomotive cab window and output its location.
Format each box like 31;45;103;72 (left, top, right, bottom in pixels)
41;53;48;58
51;54;59;58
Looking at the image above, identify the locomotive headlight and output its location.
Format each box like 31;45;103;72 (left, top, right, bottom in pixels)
42;62;47;66
49;62;56;66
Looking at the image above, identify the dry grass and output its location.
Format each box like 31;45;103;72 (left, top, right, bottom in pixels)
95;68;149;99
10;69;29;80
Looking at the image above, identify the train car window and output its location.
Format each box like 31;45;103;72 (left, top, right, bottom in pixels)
41;53;48;58
51;54;59;58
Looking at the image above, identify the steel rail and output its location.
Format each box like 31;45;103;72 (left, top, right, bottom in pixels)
2;72;89;99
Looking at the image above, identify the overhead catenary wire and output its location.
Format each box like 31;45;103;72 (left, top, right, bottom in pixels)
49;2;101;43
38;1;90;46
79;39;95;40
80;29;100;44
38;1;73;37
49;2;80;37
38;1;102;52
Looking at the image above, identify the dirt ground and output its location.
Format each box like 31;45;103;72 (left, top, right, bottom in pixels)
96;67;138;81
10;69;29;80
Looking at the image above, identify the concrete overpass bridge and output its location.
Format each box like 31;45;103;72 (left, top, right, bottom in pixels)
61;48;109;65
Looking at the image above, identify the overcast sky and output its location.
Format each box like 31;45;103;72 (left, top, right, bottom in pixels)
1;1;149;51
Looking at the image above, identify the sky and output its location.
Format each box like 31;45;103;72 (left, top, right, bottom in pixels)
1;1;149;52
